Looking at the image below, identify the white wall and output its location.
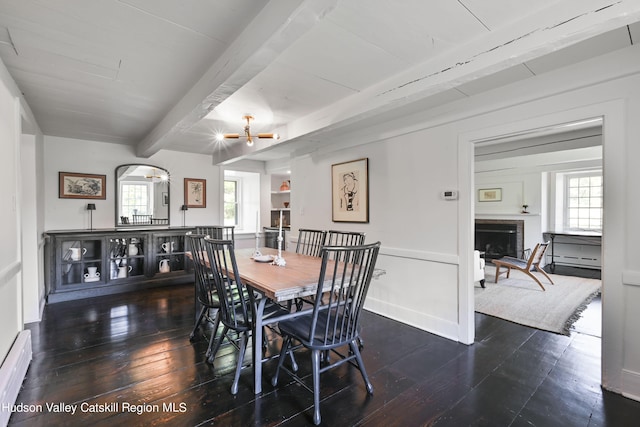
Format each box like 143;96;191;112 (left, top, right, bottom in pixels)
475;171;543;254
0;64;21;365
0;58;38;424
21;133;46;323
44;136;222;230
291;125;462;340
289;43;640;399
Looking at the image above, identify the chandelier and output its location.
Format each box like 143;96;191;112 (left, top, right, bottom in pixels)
145;168;168;183
217;115;279;146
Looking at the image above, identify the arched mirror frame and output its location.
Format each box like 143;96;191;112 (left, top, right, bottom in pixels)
115;164;170;227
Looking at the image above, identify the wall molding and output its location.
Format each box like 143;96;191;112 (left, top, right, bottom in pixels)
622;270;640;287
379;246;459;265
0;261;21;289
0;330;32;426
286;237;460;266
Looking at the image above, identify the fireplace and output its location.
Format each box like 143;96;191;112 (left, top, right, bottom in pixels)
475;219;524;262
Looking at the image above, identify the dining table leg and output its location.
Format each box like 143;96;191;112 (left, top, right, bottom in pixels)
252;295;268;394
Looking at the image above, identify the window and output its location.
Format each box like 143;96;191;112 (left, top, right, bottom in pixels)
224;179;239;226
120;183;150;217
564;171;602;231
223;170;260;231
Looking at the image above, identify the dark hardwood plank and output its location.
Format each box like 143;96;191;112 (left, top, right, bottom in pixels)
7;282;640;426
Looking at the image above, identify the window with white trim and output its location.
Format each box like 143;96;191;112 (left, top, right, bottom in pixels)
222;170;260;232
564;171;602;231
224;179;239;226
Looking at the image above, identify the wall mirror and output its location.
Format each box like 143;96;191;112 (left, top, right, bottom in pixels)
115;164;170;227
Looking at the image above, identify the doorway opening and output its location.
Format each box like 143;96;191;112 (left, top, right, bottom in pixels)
472;118;603;338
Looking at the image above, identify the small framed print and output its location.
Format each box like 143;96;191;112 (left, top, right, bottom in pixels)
184;178;206;208
478;188;502;202
332;158;369;223
59;172;106;199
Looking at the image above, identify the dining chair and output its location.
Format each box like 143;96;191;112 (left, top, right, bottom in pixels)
202;237;295;394
292;229;328;310
295;229;327;257
325;230;366;246
195;225;235;241
325;230;366;262
493;242;554;291
271;241;381;425
132;214;152;225
185;233;222;363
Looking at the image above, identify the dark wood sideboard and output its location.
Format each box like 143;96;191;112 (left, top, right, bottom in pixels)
44;227;198;303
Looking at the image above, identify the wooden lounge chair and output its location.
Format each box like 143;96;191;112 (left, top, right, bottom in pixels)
493;242;554;291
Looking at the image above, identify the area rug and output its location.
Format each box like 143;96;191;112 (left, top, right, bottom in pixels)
475;269;601;335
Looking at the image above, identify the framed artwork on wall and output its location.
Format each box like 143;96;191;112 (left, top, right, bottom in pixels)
478;188;502;202
184;178;206;208
332;158;369;223
59;172;106;199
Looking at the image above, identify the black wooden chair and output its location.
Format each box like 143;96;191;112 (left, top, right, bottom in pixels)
325;230;366;246
195;225;235;241
295;229;327;257
271;241;381;425
202;237;295;394
325;230;366;262
185;233;222;363
132;214;152;224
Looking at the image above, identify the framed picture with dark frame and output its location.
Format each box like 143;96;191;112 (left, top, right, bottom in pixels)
59;172;106;199
162;192;168;206
332;158;369;223
184;178;206;208
478;188;502;202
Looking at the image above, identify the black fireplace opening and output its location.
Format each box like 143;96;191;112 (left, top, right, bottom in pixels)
475;220;523;262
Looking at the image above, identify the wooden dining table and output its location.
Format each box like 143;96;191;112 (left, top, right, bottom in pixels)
235;247;342;394
190;246;334;394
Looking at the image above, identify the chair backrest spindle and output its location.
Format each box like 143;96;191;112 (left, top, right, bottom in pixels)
185;233;218;308
195;226;235;242
202;237;252;330
309;242;380;349
296;229;327;257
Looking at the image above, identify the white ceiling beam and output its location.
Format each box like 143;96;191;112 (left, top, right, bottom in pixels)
136;0;340;158
212;0;640;164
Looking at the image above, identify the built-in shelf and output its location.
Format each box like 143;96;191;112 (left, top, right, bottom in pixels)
270;175;291;227
45;227;196;302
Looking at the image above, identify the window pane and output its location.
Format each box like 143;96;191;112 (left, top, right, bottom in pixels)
224;180;238;226
121;184;149;217
564;171;602;231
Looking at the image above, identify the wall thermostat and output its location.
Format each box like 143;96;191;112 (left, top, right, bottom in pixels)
441;190;458;200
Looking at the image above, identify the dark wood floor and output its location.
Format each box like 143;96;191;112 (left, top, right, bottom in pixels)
8;282;640;426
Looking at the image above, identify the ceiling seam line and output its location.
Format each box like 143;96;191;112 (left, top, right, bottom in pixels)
456;0;491;31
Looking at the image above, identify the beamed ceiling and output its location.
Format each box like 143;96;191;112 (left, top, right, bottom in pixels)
0;0;639;167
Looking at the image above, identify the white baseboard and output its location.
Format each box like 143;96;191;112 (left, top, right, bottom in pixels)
622;369;640;402
365;297;460;342
0;331;32;427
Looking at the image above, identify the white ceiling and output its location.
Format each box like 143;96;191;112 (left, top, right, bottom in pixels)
1;0;639;167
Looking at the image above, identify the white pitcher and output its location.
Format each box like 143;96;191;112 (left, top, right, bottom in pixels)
128;243;138;256
69;247;87;261
159;259;170;273
117;265;132;278
161;242;175;253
